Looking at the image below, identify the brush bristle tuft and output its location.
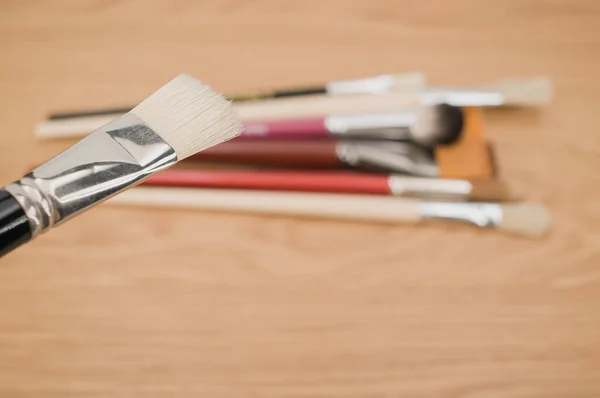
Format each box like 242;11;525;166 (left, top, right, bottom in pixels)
484;77;553;106
131;73;243;159
390;71;427;91
499;202;551;237
412;104;464;147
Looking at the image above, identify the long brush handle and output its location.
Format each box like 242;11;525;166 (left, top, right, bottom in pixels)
143;169;390;195
35;115;332;141
241;117;329;139
109;187;423;224
234;92;419;121
191;139;342;168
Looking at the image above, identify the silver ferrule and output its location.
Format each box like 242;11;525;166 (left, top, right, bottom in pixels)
387;176;472;200
324;111;416;140
325;74;400;96
5;113;177;239
419;88;504;106
335;141;438;177
419;202;503;228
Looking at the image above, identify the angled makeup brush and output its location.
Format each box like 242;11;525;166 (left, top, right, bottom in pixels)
188;139;439;177
143;168;512;201
108;187;551;238
0;73;243;257
46;71;426;119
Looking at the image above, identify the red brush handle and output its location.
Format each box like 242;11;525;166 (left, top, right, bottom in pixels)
144;169;391;195
191;139;342;168
240;117;329;139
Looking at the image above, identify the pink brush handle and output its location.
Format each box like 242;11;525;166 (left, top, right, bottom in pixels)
240;117;329;139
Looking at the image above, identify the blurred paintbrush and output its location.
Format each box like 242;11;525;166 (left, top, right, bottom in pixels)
107;186;551;238
143;168;512;201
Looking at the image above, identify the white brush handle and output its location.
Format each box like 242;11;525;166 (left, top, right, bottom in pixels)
35;116;117;139
108;187;423;224
233;92;421;121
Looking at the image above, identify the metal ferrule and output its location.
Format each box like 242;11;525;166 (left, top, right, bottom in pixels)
419;88;504;106
418;202;503;228
5;113;177;239
324;111;416;140
335;141;438;177
325;74;400;96
387;176;472;200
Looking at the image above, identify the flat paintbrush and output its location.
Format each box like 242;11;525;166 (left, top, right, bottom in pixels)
0;73;243;257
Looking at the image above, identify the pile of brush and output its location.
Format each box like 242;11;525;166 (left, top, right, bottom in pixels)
35;71;553;238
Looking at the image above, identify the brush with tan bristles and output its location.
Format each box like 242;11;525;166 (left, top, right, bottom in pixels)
0;73;243;257
107;187;551;238
33;77;552;139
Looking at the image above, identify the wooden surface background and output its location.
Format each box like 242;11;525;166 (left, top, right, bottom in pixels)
1;1;599;396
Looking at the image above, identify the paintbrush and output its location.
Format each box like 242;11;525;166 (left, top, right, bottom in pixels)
33;77;551;139
186;139;439;177
46;71;426;119
239;103;464;147
143;168;512;201
107;187;551;238
0;74;243;257
233;77;552;120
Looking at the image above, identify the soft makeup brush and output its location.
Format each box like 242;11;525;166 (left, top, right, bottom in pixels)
188;139;439;177
107;187;551;238
33;77;551;139
239;104;464;147
46;71;426;119
143;168;512;201
0;74;243;257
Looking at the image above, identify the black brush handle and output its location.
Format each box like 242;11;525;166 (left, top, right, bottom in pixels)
48;87;329;120
0;189;32;257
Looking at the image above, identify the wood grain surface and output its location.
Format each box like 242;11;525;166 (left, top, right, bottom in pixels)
1;1;599;396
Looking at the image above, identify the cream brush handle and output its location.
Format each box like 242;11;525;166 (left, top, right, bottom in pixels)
108;187;423;223
234;92;421;121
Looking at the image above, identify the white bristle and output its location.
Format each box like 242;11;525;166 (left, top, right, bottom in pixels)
390;71;428;92
130;73;243;160
481;77;553;106
498;202;551;237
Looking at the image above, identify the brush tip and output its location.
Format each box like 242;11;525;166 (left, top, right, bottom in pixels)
412;103;464;147
469;180;513;201
499;202;551;237
390;71;428;91
485;77;553;106
130;73;243;160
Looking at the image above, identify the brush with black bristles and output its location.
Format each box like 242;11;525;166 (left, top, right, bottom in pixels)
237;103;464;148
0;73;243;257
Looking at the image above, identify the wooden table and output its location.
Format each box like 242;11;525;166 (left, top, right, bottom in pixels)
1;1;599;396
